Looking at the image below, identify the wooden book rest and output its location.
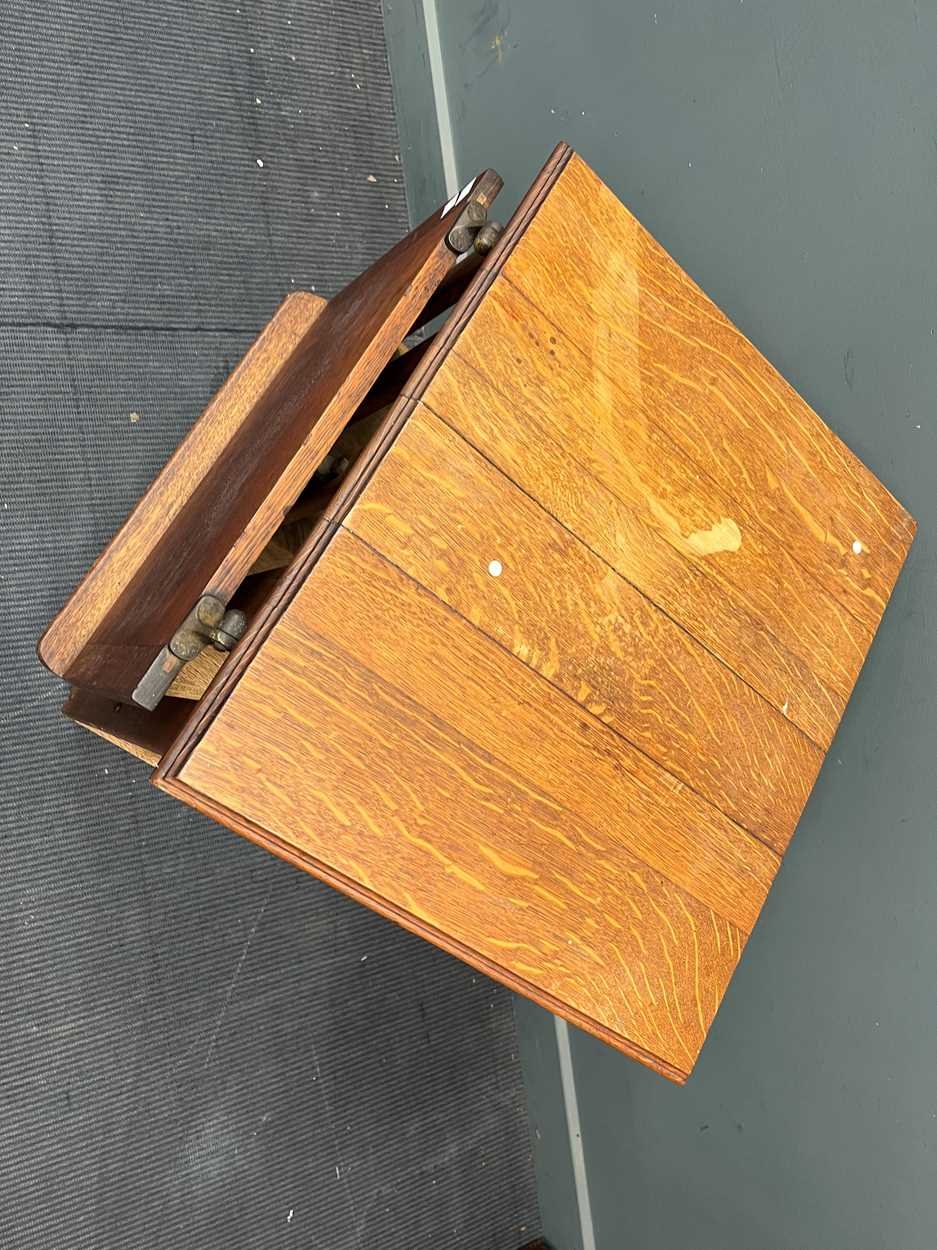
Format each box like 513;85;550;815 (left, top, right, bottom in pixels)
39;144;915;1082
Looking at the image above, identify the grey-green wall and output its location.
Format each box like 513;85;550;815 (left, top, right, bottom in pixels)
385;3;937;1247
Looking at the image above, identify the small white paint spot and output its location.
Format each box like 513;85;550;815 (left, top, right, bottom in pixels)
254;96;261;104
256;157;264;167
852;539;863;555
360;954;367;962
781;700;789;716
249;46;254;52
488;560;503;578
366;174;377;183
334;1165;340;1180
287;1208;293;1224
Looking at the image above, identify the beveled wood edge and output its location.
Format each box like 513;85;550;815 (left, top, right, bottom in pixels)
37;292;329;677
155;141;574;784
38;168;505;699
395;143;575;406
73;722;161;767
64;687;196;765
157;773;690;1084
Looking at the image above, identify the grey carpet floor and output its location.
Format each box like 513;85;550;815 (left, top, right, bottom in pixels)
0;2;541;1246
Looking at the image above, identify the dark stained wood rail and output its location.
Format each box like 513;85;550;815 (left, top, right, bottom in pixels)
38;169;502;703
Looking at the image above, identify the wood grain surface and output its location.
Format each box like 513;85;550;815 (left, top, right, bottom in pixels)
421;350;847;750
497;154;915;634
64;688;194;764
38;290;325;688
172;530;748;1079
165;646;225;700
75;725;160;767
147;144;914;1080
346;408;820;852
425;275;876;749
38;168;502;702
292;531;778;932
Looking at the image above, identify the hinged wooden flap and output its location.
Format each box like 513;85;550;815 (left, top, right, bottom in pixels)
38;169;502;705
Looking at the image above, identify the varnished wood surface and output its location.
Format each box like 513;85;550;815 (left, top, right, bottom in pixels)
147;143;913;1080
164;776;689;1083
165;646;225;700
38;291;325;690
154;143;575;775
345;407;821;852
420;352;847;750
285;532;777;932
170;530;747;1079
63;688;194;764
38;169;502;703
77;725;160;767
422;278;874;750
497;154;915;634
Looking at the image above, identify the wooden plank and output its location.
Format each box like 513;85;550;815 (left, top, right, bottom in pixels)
420;351;846;751
408;252;483;334
165;646;225;700
498;153;915;633
38;291;326;689
38;167;502;703
437;272;874;747
170;534;747;1078
152;144;579;767
165;774;692;1084
78;725;160;767
346;407;821;852
277;529;778;932
63;688;195;763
